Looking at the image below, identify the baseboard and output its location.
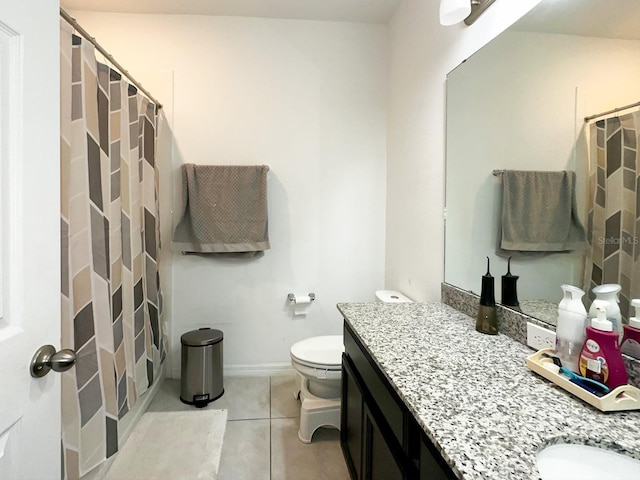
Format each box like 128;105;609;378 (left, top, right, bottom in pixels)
81;364;166;480
170;362;294;379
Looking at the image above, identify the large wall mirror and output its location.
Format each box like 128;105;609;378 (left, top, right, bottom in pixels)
445;0;640;325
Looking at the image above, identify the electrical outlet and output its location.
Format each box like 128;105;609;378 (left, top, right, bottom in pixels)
526;322;556;351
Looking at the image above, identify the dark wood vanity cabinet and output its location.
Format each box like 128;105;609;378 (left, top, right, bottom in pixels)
341;322;456;480
342;356;364;479
342;355;405;480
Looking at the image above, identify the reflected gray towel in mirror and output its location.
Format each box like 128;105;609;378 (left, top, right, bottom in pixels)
499;170;586;253
172;164;270;254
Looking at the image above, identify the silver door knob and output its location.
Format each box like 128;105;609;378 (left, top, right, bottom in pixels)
30;345;77;378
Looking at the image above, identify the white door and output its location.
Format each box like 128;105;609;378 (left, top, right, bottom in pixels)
0;1;62;479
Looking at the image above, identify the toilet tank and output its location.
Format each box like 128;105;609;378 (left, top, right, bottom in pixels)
375;290;413;303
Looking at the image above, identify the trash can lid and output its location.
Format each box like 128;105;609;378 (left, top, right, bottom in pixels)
181;328;223;346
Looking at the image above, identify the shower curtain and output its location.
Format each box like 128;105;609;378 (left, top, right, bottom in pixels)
60;23;165;479
584;111;640;321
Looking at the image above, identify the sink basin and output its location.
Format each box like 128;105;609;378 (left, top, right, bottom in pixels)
537;443;640;480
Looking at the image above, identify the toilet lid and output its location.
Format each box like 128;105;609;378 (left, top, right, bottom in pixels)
290;335;344;368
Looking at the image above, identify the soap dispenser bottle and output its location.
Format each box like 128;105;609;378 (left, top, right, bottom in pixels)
555;284;587;373
501;257;521;311
621;299;640;358
476;257;498;335
588;284;622;341
579;307;628;389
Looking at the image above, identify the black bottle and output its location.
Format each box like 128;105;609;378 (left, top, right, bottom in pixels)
501;257;521;312
476;257;498;335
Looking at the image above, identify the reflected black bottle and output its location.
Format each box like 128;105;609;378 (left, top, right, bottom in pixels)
501;257;521;312
476;257;498;335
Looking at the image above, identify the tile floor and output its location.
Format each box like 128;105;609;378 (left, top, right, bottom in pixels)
147;374;350;480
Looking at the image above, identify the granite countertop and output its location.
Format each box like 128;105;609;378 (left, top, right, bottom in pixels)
337;301;640;480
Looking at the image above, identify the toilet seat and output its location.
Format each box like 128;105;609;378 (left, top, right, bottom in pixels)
290;335;343;370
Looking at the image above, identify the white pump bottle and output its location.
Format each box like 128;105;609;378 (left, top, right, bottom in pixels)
555;284;588;373
588;284;622;341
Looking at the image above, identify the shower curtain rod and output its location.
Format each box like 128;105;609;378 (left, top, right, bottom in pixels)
60;8;163;110
584;99;640;122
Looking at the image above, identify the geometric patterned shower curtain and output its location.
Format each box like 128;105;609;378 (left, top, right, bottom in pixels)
584;111;640;322
60;22;165;479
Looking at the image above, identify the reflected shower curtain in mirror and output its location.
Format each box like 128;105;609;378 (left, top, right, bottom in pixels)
584;112;640;321
60;22;165;479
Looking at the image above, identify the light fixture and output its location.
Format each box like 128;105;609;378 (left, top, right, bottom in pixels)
439;0;497;26
439;0;472;26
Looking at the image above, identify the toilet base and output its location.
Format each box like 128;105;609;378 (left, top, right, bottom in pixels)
295;375;341;444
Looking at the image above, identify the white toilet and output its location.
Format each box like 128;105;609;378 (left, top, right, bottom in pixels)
290;335;343;443
290;289;412;443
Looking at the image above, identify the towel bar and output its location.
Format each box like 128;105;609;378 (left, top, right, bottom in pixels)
287;293;315;304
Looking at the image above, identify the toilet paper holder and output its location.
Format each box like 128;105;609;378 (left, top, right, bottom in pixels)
288;293;316;304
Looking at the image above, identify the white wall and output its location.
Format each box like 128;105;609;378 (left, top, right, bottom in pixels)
445;31;640;304
69;0;547;374
69;12;388;376
385;0;542;302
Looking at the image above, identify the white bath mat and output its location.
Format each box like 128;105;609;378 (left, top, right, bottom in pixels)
105;410;228;480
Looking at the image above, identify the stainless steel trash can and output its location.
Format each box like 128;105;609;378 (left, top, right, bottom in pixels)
180;328;224;407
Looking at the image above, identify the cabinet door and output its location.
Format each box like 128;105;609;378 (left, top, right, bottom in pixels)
342;354;364;480
419;433;456;480
363;405;405;480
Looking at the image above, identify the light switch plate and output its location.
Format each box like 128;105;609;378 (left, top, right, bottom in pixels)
527;322;556;351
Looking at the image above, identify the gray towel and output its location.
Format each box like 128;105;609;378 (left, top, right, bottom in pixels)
499;170;586;253
172;164;270;254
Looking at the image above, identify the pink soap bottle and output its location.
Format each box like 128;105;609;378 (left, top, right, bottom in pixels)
621;299;640;358
578;307;628;389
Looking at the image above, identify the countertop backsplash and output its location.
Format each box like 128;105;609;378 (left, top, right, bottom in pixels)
441;282;640;388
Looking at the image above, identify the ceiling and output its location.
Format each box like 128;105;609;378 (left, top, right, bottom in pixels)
60;0;404;24
512;0;640;41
